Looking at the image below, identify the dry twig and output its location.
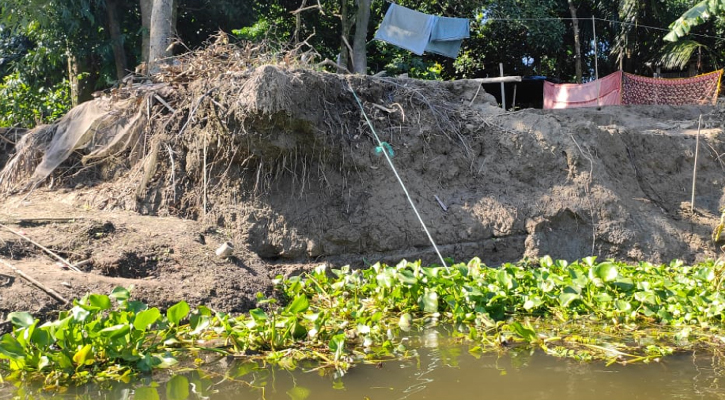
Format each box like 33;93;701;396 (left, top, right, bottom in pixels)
0;223;81;272
0;257;69;304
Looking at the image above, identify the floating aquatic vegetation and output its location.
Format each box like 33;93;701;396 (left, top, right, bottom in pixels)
1;257;724;387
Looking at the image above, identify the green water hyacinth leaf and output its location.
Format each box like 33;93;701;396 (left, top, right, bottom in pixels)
523;297;543;310
70;306;91;322
134;308;161;331
497;270;514;290
398;313;412;331
397;270;418;285
0;334;26;360
52;352;73;369
249;308;268;322
109;286;131;302
695;267;715;282
286;295;309;314
509;321;537;342
87;294;112;310
635;291;658;305
329;334;346;361
189;314;211;336
539;255;554;268
37;355;50;371
613;277;635;291
569;268;588;288
287;386;311;400
376;271;394;289
615;300;633;311
166;375;190;400
155;353;179;368
31;328;51;348
167;301;190;326
134;387;160;400
7;312;34;329
73;344;93;366
99;324;130;339
594;262;618;282
540;279;555;293
421;291;439;313
593;293;613;304
558;292;579;307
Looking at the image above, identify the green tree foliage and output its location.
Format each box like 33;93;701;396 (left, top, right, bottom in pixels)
666;0;725;41
454;0;566;78
0;0;257;127
2;0;724;129
609;0;693;74
0;21;72;127
662;0;725;70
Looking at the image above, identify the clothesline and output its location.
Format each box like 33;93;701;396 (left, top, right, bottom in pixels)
381;0;725;42
483;17;725;41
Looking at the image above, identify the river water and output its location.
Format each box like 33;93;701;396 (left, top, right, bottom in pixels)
4;330;724;399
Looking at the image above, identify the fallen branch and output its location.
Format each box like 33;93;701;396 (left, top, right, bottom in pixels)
317;58;350;74
166;143;177;203
0;223;81;272
0;217;84;225
178;88;216;137
72;259;93;269
0;132;15;145
0;257;69;304
434;195;448;211
153;94;176;113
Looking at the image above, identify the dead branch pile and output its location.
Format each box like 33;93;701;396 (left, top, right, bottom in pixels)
0;33;465;221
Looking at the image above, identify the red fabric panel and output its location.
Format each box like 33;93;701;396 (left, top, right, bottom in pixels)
543;71;622;109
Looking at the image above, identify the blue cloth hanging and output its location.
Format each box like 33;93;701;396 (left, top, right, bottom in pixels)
374;4;470;59
374;3;436;56
426;16;470;59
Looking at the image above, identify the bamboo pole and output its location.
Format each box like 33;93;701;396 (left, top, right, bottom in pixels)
499;63;506;111
691;114;703;212
512;84;518;110
592;16;600;107
470;76;522;83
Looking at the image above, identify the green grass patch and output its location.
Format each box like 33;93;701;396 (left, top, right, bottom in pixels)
1;256;725;388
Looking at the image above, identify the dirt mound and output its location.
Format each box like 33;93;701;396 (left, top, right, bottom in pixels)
1;41;724;315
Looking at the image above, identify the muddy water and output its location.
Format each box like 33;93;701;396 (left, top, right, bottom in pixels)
6;331;725;399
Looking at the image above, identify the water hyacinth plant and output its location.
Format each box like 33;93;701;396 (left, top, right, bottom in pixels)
1;257;724;387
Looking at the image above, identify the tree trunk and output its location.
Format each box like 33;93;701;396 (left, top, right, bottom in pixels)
338;0;353;73
67;52;96;107
294;0;308;44
106;0;127;81
140;0;152;64
148;0;174;74
568;0;582;84
352;0;371;74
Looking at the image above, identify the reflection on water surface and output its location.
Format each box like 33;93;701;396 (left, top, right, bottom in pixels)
4;331;724;400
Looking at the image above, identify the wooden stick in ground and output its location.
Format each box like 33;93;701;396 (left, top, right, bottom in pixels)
0;223;81;272
0;257;69;304
691;114;702;213
499;63;506;111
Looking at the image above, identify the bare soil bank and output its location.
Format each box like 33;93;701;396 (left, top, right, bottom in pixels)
1;60;724;318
